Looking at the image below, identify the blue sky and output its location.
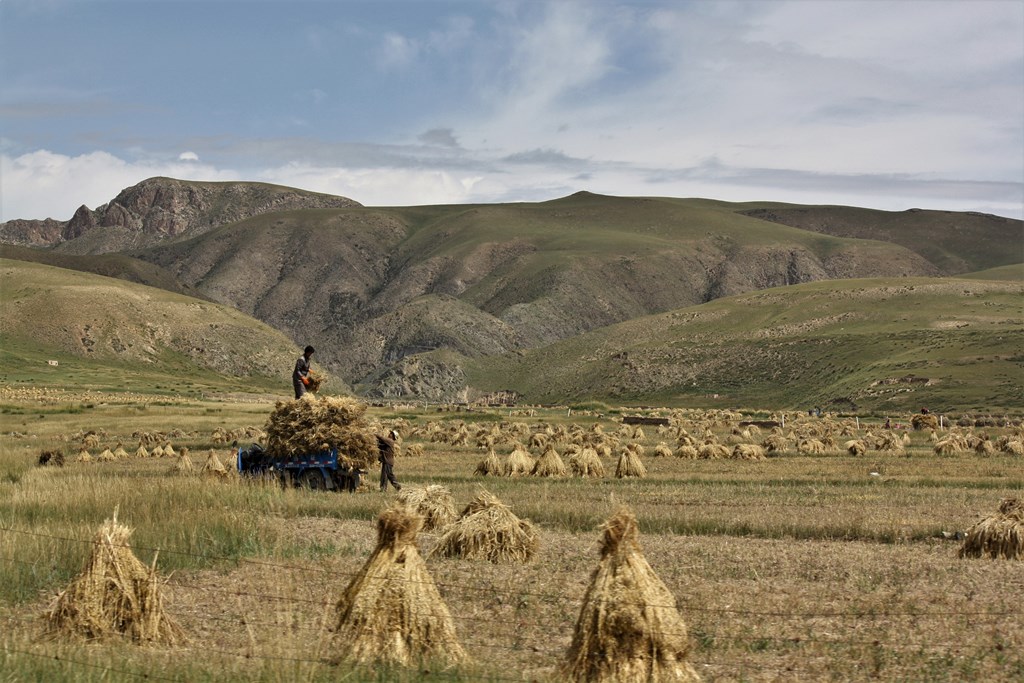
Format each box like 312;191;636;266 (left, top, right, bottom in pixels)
2;0;1022;221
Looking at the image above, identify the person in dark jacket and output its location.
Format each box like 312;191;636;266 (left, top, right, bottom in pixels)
292;346;315;399
377;429;401;492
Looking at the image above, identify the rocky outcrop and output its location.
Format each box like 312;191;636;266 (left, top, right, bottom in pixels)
1;177;361;254
0;218;64;247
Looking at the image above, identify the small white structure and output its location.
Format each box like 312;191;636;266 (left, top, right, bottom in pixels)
47;360;59;366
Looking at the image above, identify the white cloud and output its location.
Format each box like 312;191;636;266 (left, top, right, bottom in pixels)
178;151;199;161
0;149;236;221
378;32;418;69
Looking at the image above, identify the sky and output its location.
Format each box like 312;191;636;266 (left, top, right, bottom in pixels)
1;0;1023;222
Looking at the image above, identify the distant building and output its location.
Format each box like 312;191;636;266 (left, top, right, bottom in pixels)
47;360;59;366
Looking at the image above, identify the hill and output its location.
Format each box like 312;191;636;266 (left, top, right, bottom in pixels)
136;191;964;386
0;259;316;397
463;274;1024;413
1;179;1020;398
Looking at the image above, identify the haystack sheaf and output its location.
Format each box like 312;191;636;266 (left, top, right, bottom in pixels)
333;504;466;667
569;446;606;478
264;395;377;468
397;485;457;531
560;507;700;683
958;498;1024;560
504;444;534;477
475;449;504;476
431;490;539;564
532;445;567;477
616;445;647;478
44;514;186;645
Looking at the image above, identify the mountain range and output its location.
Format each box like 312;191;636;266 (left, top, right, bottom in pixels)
1;177;1020;410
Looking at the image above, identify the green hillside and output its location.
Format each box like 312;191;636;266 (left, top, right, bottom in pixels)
468;275;1024;413
0;259;318;398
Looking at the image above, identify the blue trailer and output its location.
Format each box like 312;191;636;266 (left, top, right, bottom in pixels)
236;444;364;491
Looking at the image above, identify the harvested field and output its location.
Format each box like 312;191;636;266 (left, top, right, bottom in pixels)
1;396;1022;681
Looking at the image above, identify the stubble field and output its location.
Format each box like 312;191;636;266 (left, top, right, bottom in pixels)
1;389;1021;682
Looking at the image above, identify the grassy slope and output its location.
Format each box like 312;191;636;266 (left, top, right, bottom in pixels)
728;200;1023;274
469;274;1024;413
0;259;315;397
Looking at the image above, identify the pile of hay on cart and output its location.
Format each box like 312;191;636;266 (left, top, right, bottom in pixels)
264;395;378;468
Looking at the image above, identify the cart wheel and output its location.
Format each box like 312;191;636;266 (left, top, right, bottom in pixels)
298;468;327;490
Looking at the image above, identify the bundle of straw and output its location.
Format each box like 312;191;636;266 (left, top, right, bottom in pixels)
172;451;195;475
397;485;457;531
531;445;567;477
616;445;647;479
475;449;504;476
731;444;766;461
958;498;1023;560
569;447;605;478
504;444;534;476
44;513;185;645
264;396;377;468
431;490;538;564
333;505;466;667
199;450;228;478
560;507;700;682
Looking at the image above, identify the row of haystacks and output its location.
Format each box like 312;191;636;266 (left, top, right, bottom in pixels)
263;395;378;468
40;493;1021;677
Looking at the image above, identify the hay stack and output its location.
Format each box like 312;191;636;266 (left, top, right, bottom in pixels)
75;449;92;463
475;449;504;476
431;490;538;564
264;396;377;468
505;444;534;477
616;445;647;479
200;450;228;478
151;445;165;458
405;443;425;458
569;447;606;478
333;504;466;667
134;444;149;459
163;443;176;458
531;445;567;477
112;443;129;459
653;443;673;458
673;445;699;459
560;507;700;683
172;451;195;475
845;439;867;456
97;447;116;462
44;513;185;644
959;498;1023;560
698;443;730;459
912;413;939;431
397;485;457;531
731;444;766;460
761;434;789;454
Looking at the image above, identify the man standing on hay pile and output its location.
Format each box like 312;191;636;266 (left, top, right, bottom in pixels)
292;345;315;399
378;429;402;492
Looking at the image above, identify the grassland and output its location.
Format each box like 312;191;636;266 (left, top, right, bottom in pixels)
469;274;1024;412
1;386;1021;682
